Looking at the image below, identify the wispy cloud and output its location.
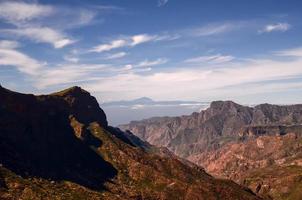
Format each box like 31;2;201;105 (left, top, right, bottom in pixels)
90;39;127;53
0;40;20;49
130;34;157;46
2;27;75;48
71;10;97;27
0;40;43;75
90;33;177;53
158;0;169;7
185;54;234;64
0;39;108;88
120;58;168;72
105;52;127;59
3;36;302;102
258;22;291;33
93;5;124;11
0;1;97;48
83;46;302;101
137;58;168;67
64;55;79;63
0;42;168;88
35;64;109;88
274;47;302;57
0;1;53;26
186;22;238;37
52;8;98;30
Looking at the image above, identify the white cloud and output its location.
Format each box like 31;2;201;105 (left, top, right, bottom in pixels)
2;27;75;48
93;5;124;11
56;8;97;30
208;81;302;100
0;40;43;75
105;52;127;59
90;33;177;53
130;34;156;46
0;1;53;25
137;58;168;67
259;23;291;33
0;39;109;88
90;39;127;53
28;57;167;88
64;55;79;63
76;10;96;26
34;64;109;88
154;34;181;41
275;47;302;57
0;1;95;48
54;39;75;49
0;1;97;29
158;0;169;7
187;23;237;37
123;64;133;70
185;54;234;64
0;40;20;49
117;58;167;72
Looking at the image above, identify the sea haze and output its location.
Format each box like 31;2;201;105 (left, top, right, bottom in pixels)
101;97;209;125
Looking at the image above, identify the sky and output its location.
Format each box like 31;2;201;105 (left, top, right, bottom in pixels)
1;0;302;104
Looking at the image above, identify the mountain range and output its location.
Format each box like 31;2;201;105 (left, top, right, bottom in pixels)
120;101;302;199
0;85;261;200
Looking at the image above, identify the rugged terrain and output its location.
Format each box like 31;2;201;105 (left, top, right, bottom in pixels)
0;86;260;200
120;101;302;199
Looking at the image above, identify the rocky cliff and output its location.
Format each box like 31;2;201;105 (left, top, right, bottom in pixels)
0;86;260;200
120;101;302;157
120;101;302;199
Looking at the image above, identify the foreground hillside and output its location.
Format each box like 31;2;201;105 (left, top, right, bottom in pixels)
120;101;302;199
0;85;260;200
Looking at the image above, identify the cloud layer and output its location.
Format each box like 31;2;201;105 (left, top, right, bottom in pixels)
82;47;302;101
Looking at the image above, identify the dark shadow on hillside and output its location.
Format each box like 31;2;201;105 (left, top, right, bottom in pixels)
107;126;152;151
106;126;136;147
0;169;7;189
0;100;117;191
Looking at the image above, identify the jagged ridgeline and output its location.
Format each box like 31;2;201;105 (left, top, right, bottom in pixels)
0;85;261;200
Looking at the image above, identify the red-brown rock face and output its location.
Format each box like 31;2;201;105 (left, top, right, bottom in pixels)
120;101;302;199
188;133;302;199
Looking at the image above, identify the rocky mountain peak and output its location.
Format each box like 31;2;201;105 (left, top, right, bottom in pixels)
209;100;243;111
134;97;154;102
51;86;88;97
51;86;108;127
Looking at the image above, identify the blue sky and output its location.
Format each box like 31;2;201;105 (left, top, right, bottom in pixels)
1;0;302;104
